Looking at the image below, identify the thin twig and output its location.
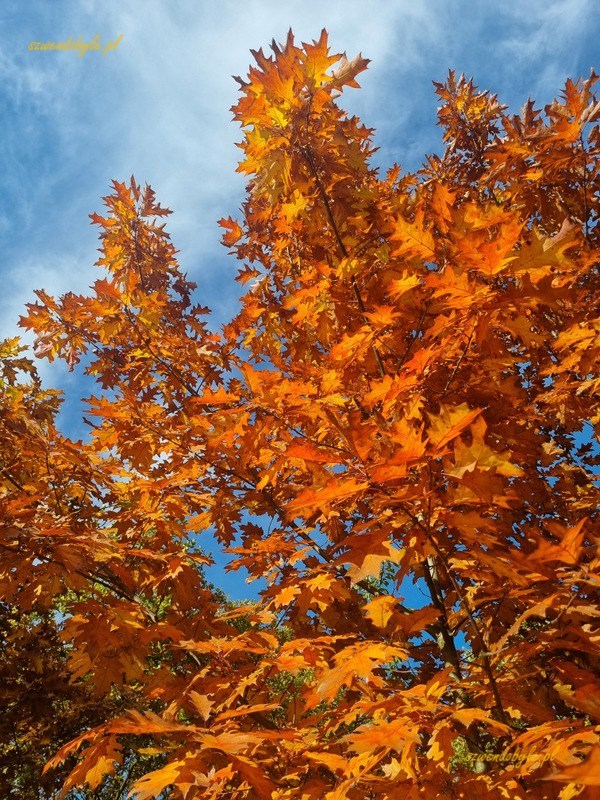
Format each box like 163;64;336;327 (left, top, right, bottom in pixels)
301;145;386;378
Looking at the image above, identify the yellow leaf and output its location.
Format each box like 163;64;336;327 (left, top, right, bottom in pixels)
271;583;302;608
189;691;213;722
427;404;483;451
390;207;436;259
387;272;421;299
309;642;407;706
344;540;405;584
427;723;456;765
306;751;349;774
452;708;513;737
364;595;397;628
128;761;185;800
448;416;523;478
364;305;401;329
342;716;420;754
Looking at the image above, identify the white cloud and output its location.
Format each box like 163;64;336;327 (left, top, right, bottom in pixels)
1;0;597;361
1;0;595;597
2;1;443;339
493;0;596;97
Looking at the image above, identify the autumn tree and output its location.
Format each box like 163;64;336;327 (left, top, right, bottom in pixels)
2;29;599;800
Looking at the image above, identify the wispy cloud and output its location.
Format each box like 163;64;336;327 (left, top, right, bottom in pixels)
1;0;596;599
1;0;597;343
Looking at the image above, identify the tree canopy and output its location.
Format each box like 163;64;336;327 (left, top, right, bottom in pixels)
2;29;599;800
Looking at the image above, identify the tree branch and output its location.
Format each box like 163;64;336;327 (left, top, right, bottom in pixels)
301;145;386;378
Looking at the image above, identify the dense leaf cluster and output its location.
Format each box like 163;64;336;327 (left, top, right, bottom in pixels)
1;29;599;800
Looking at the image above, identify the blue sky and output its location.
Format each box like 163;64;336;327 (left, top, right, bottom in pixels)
1;0;598;598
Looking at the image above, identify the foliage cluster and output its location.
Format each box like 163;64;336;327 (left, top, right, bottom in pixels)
1;30;599;800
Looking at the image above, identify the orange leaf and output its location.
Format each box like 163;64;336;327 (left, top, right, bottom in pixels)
364;595;398;628
544;745;600;786
427;404;483;451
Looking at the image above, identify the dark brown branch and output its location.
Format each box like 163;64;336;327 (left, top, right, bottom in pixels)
422;555;464;681
0;468;29;494
440;318;477;397
398;501;509;725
